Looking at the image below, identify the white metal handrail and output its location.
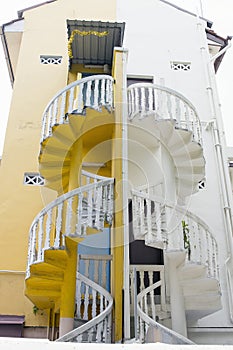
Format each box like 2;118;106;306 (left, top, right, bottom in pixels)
56;272;113;343
127;83;202;145
132;189;219;279
26;177;114;278
80;169;109;186
41;75;114;141
137;280;194;344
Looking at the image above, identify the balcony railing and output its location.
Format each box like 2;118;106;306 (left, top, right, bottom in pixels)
127;83;202;145
132;189;219;279
41;75;114;141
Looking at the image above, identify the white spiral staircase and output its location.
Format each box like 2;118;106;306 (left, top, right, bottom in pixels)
25;76;221;344
128;82;221;342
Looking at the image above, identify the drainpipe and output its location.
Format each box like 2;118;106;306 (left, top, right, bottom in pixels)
197;15;233;322
121;48;130;341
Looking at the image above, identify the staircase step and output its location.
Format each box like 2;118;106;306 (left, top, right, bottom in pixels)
30;262;64;281
181;278;220;296
44;249;67;270
184;291;221;310
178;263;207;280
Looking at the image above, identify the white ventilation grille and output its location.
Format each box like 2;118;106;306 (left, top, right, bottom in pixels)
198;180;205;190
170;61;191;71
40;55;62;65
24;173;45;186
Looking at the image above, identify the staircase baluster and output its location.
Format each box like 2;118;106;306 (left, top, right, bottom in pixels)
83;283;89;320
161;205;168;249
87;187;93;227
140;87;146;115
155;201;162;241
106;314;112;343
206;232;211;276
68;87;75;113
184;103;190;131
149;271;156;320
135;87;140;116
92;289;97;319
38;216;44;261
146;198;152;243
175;96;181;127
65;196;73;236
93;79;99;110
107;78;113;108
96;321;103;342
197;222;202;264
100;78;105;106
139;271;145;292
148;86;153;112
77;83;84;113
54;203;63;248
212;237;217;278
167;91;172;120
94;260;99;284
31;222;38;265
76;278;82;319
86;80;92;107
76;193;83;236
45;208;52;250
94;186;102;229
52;97;58;126
47;105;53;136
60;92;66;124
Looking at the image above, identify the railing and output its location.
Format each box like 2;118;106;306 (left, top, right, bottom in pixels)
26;176;114;278
132;189;219;279
41;75;114;141
56;272;113;343
80;170;110;186
127;83;202;145
79;254;112;291
137;280;194;344
129;265;166;316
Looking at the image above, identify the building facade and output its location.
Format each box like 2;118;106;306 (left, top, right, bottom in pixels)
1;0;233;345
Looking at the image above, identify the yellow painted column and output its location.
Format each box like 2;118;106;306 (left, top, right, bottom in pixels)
59;237;77;337
59;137;83;337
111;49;124;342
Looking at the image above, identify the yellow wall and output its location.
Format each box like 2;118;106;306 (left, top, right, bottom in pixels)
0;0;116;327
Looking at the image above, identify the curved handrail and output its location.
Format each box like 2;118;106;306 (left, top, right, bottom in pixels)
137;280;194;344
56;272;113;343
127;83;202;145
26;176;114;278
41;74;114;141
132;189;219;279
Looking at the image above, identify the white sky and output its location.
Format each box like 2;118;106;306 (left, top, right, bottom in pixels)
0;0;233;155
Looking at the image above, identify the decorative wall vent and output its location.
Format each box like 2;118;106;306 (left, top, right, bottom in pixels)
198;179;206;190
24;173;45;186
40;55;62;65
170;61;191;71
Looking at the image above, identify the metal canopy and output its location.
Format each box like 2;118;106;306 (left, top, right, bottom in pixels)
67;20;125;67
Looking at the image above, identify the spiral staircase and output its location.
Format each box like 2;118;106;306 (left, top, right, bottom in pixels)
25;75;222;344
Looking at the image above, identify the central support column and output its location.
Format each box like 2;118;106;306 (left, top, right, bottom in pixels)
166;251;187;338
59;137;83;337
59;237;77;337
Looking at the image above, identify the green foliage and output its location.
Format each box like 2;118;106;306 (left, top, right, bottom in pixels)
182;220;191;260
33;305;39;315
